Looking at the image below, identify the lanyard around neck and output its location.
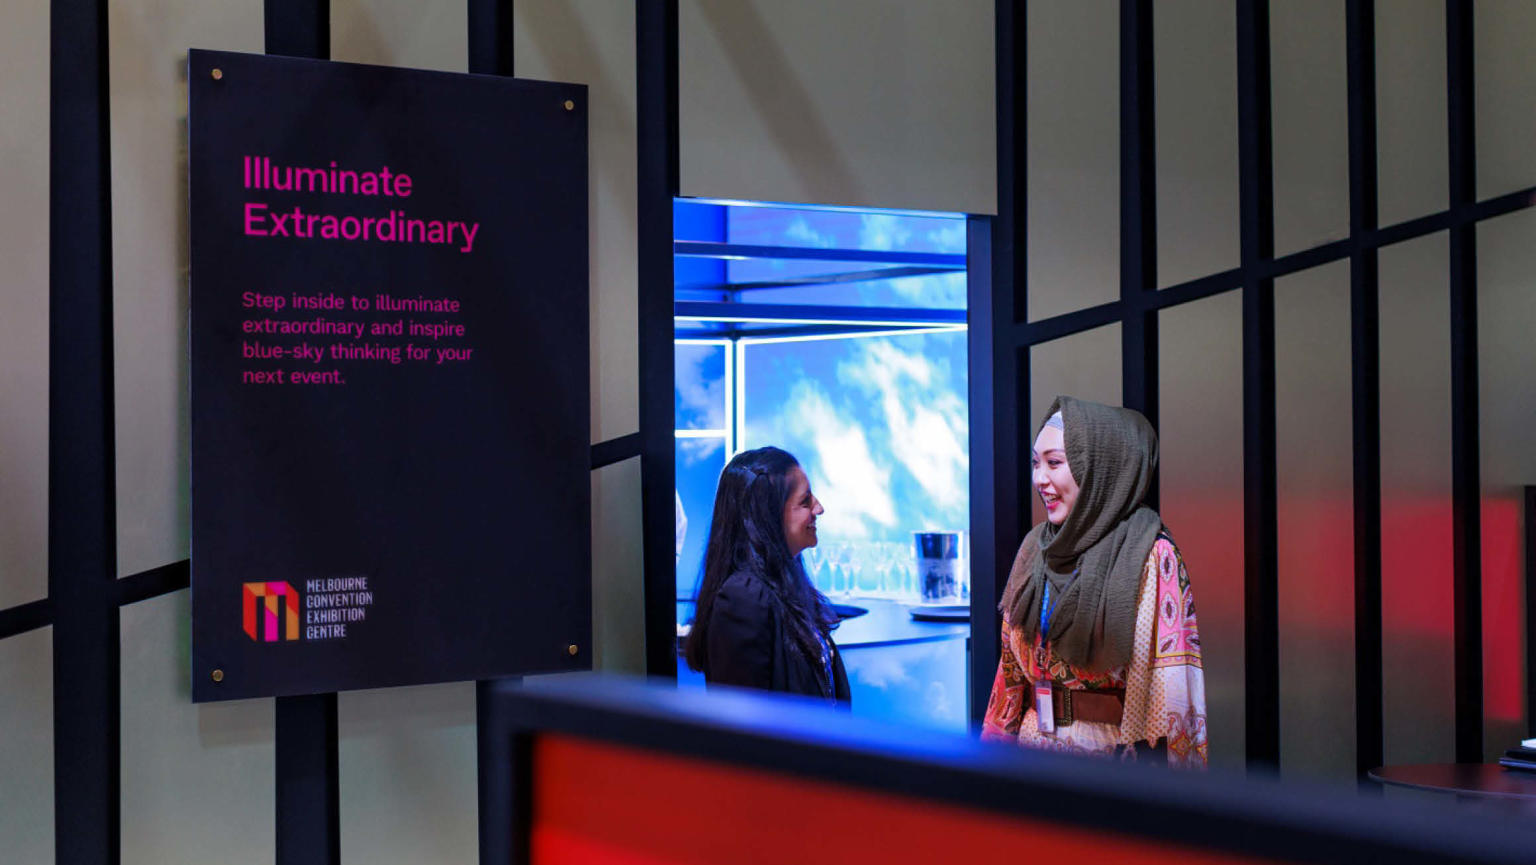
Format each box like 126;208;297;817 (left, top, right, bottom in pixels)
1039;567;1078;637
1040;582;1057;636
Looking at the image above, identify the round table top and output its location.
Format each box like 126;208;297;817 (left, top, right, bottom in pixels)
1369;763;1536;800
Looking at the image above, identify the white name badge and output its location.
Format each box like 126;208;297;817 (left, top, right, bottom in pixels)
1034;680;1055;734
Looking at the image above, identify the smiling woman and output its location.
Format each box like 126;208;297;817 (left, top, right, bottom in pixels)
985;396;1208;768
684;446;849;703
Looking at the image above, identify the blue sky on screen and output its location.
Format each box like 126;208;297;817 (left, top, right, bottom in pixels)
743;331;968;545
673;204;970;601
674;342;726;431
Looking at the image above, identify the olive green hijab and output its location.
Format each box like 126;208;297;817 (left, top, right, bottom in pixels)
1000;396;1163;671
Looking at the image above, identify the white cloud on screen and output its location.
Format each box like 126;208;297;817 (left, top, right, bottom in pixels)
676;347;726;430
848;650;913;690
678;436;724;468
858;213;913;251
779;380;897;539
784;215;835;247
840;340;969;511
925;220;965;251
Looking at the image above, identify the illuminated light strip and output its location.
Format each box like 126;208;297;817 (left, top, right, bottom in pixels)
675;315;962;328
685;196;966;222
734;340;746;457
724;343;737;457
741;325;967;346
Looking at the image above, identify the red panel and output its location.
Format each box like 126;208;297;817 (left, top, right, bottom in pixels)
530;735;1283;865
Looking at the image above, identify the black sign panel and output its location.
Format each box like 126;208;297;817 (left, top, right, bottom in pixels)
188;49;590;701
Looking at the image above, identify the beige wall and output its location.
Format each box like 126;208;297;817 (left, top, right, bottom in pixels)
1376;0;1446;226
1026;0;1118;322
1379;232;1454;766
1274;260;1356;783
0;0;50;610
0;1;52;857
678;0;995;215
110;0;263;581
1155;0;1239;288
7;1;1536;859
1160;291;1246;770
1478;207;1536;760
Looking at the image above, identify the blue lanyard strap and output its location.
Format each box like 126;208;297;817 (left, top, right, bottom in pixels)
1040;568;1077;637
1040;582;1056;636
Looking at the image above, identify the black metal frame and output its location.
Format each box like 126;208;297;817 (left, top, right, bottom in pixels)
1119;0;1158;496
14;2;1536;863
1237;0;1281;772
1346;0;1384;782
50;2;118;862
637;0;680;680
1445;0;1484;766
261;5;343;864
977;0;1531;771
969;0;1023;725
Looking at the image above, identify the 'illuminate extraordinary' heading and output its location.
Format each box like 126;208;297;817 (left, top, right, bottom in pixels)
240;156;481;253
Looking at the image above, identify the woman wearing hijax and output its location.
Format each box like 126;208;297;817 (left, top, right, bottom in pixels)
685;446;849;704
983;396;1207;767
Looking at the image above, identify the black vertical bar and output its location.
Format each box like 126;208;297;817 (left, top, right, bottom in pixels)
264;0;329;59
1526;486;1536;738
1238;0;1280;770
1446;0;1483;765
467;6;518;859
638;0;680;678
974;0;1023;723
51;1;119;862
1346;0;1384;782
468;0;515;76
1005;0;1029;330
966;217;998;724
264;5;340;865
275;694;340;865
1120;0;1158;508
478;678;525;865
506;728;535;865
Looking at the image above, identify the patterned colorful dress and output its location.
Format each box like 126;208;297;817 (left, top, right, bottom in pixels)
981;533;1208;768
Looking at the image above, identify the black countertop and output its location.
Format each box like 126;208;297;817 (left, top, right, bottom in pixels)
831;597;969;649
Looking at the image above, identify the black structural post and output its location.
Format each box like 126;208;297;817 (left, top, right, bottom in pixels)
264;0;329;59
1346;0;1384;783
637;0;680;678
50;1;120;862
264;4;341;865
1446;0;1483;765
972;0;1025;724
465;4;520;862
1237;0;1280;771
1120;0;1158;508
468;0;515;77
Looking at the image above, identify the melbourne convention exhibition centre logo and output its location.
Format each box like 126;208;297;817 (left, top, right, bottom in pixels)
242;581;301;642
242;577;377;643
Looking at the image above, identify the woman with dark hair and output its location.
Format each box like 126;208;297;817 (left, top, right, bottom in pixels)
684;446;850;702
982;396;1208;767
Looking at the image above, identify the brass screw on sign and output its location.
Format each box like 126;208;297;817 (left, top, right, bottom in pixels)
563;99;574;111
567;644;579;656
211;68;223;80
211;669;225;683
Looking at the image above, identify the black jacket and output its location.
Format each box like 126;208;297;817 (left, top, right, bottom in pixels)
702;571;851;703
